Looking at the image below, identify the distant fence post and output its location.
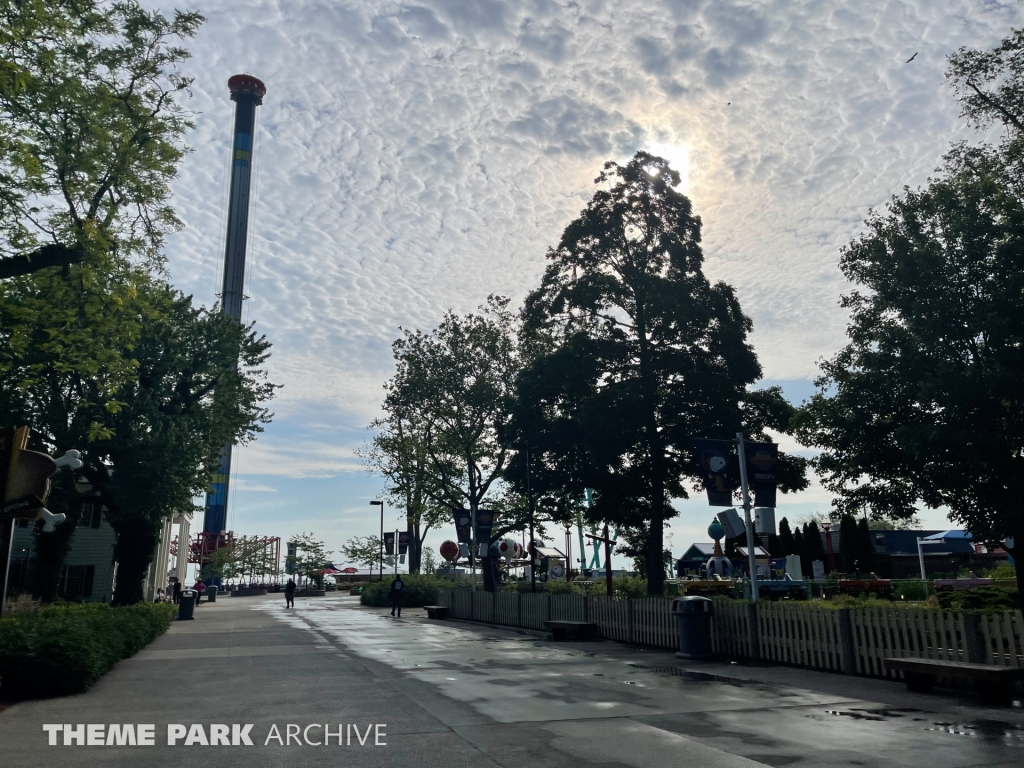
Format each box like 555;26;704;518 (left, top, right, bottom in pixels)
547;594;552;623
584;595;590;623
628;600;635;645
963;612;987;664
746;602;760;661
518;591;523;627
837;608;857;674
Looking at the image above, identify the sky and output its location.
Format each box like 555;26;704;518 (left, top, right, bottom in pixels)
151;0;1023;572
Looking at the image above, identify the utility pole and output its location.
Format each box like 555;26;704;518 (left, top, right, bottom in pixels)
526;445;536;594
370;500;384;581
585;524;615;597
735;432;759;603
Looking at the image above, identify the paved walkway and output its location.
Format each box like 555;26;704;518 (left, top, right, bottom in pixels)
1;593;1022;767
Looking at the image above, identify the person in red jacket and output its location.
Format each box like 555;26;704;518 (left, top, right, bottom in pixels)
193;579;206;605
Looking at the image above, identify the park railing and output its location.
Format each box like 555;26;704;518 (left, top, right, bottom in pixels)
435;589;1024;678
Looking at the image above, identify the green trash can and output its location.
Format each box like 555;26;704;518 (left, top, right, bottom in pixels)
671;596;714;660
206;586;217;603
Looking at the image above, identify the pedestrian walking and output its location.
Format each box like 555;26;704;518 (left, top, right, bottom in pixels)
389;575;404;617
193;579;206;605
285;578;296;608
172;581;181;605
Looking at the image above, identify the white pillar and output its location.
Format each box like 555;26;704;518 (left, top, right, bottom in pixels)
176;514;191;586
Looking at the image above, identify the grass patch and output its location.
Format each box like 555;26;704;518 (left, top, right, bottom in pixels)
0;602;175;701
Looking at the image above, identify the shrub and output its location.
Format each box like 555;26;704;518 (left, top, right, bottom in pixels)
932;585;1019;612
359;574;452;608
0;602;174;701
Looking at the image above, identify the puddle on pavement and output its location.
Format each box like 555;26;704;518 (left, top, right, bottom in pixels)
821;709;1024;746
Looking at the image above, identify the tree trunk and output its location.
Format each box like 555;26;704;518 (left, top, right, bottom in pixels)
30;482;82;602
1010;518;1024;611
110;516;159;606
408;519;421;574
646;499;664;594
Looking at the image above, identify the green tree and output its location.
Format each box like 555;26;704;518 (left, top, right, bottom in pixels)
0;1;202;262
792;150;1024;600
98;288;274;604
287;533;330;587
854;517;874;575
513;152;807;594
359;409;447;574
778;517;796;558
421;546;437;575
838;514;859;574
0;1;213;602
340;535;382;571
382;297;519;590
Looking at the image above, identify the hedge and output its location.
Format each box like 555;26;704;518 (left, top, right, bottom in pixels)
0;602;175;701
360;574;453;608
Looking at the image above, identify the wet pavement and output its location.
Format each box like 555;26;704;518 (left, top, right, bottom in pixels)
274;597;1024;768
0;593;1021;768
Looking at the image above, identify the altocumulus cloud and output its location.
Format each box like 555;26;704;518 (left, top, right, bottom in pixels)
151;1;1020;516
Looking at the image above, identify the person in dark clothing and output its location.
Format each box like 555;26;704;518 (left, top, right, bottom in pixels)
389;575;404;617
193;579;206;605
285;578;296;608
172;581;182;605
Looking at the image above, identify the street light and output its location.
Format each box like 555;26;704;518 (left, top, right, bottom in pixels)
370;500;384;581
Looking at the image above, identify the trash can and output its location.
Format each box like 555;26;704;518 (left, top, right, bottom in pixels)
206;586;217;603
671;596;714;660
178;589;196;621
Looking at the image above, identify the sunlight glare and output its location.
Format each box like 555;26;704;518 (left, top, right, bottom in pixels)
646;143;690;190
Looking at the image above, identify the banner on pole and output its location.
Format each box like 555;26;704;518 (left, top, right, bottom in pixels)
744;441;779;507
398;531;409;555
383;531;395;556
453;509;472;543
693;439;734;506
474;509;494;545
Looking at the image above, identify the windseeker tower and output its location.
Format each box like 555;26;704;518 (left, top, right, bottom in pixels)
204;74;266;536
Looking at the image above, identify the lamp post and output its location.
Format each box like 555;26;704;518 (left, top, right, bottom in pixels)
370;500;384;581
524;445;536;593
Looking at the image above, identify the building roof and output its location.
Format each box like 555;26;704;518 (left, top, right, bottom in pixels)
923;530;972;541
736;545;771;557
679;543;715;561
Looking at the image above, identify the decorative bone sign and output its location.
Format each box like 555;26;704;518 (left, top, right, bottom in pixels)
1;427;82;615
1;426;80;530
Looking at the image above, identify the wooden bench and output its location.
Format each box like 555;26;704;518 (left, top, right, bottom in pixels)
884;658;1024;704
545;620;599;642
423;605;449;620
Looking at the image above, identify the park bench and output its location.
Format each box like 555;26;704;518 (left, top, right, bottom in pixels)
884;657;1024;704
423;605;449;620
545;620;599;642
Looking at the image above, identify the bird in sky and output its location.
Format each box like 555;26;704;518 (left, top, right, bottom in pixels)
906;52;919;63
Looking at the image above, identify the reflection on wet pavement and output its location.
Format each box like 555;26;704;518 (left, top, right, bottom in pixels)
261;598;1024;768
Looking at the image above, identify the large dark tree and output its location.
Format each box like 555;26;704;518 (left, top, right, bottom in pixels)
512;152;807;594
792;152;1024;601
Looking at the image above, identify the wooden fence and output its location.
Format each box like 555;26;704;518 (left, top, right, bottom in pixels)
437;590;1024;678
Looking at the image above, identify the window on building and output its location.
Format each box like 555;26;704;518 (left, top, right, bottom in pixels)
59;565;95;601
77;503;102;528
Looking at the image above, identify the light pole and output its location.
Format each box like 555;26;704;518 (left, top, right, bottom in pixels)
735;432;759;603
370;500;384;581
525;445;536;593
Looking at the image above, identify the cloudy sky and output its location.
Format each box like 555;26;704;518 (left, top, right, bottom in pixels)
152;0;1022;568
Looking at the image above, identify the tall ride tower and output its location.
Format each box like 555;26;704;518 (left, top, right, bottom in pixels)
203;74;266;536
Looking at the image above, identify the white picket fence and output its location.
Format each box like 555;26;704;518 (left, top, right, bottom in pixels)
436;589;1024;678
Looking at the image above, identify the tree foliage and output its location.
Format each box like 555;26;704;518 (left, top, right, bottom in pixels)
340;535;382;571
792;148;1024;597
0;0;203;262
512;152;806;594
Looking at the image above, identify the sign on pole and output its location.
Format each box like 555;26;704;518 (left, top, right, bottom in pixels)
693;439;734;506
744;441;779;508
